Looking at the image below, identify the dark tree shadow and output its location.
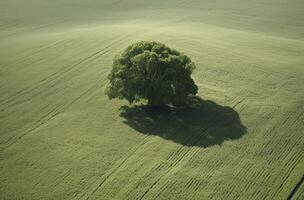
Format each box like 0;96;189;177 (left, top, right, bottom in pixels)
119;96;247;147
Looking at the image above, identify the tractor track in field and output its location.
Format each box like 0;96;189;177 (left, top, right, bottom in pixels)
277;153;304;196
0;37;113;105
138;97;247;199
0;82;99;151
150;150;205;199
85;96;246;199
79;137;151;200
53;168;74;188
136;149;195;200
79;114;203;199
0;21;67;38
287;175;304;200
0;35;127;112
1;0;304;199
223;107;304;200
3;38;69;68
131;101;235;199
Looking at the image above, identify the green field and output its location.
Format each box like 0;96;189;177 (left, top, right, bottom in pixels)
1;0;304;199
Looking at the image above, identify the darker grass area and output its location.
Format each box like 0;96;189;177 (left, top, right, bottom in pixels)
120;96;247;147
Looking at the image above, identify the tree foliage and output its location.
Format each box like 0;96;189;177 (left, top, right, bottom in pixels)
105;41;198;106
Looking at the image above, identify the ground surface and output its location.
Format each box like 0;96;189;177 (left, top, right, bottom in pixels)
0;0;304;199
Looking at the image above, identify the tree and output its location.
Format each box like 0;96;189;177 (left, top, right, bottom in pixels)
105;41;198;107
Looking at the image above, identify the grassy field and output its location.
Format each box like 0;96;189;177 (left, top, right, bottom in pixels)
0;0;304;199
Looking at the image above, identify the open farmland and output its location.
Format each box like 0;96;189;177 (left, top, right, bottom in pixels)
0;0;304;199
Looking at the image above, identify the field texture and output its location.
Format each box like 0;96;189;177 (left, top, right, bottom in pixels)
0;0;304;199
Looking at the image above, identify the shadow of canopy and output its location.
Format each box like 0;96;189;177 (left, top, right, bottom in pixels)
119;96;247;147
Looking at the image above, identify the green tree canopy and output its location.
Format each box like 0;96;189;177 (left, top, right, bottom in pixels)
105;41;198;106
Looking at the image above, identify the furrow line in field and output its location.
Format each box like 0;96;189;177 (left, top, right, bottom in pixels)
30;33;127;84
281;112;293;127
227;164;258;199
152;152;206;199
198;96;249;196
153;180;175;199
288;150;304;169
287;175;304;200
83;93;222;198
0;34;124;109
82;137;150;200
4;39;68;68
133;141;202;198
149;97;248;198
54;139;118;195
183;179;200;195
53;168;74;188
123;123;208;199
144;148;207;199
189;175;206;192
136;149;195;200
266;153;304;199
77;75;244;199
231;133;300;198
1;82;98;151
275;139;299;163
276;153;304;195
227;157;259;198
232;97;246;109
261;111;303;163
261;123;291;155
1;103;63;145
137;176;167;200
139;128;224;199
249;169;273;200
244;162;270;194
121;146;187;199
290;112;304;129
261;170;280;200
0;49;109;112
226;159;250;198
1;21;67;38
264;189;274;200
212;147;248;197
